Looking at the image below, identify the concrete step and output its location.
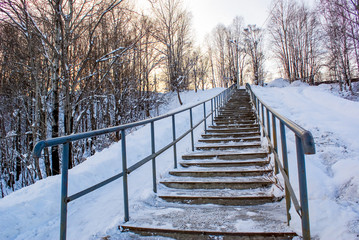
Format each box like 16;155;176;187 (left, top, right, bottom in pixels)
215;116;256;120
218;110;254;113
206;127;259;133
160;178;272;190
220;109;253;112
159;194;280;205
214;120;257;125
220;110;253;114
119;226;297;240
201;132;260;138
180;159;269;168
182;151;268;160
182;150;268;160
209;123;259;129
169;169;272;177
198;137;261;143
196;143;262;151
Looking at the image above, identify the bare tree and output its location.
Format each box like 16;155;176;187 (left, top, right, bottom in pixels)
230;16;247;86
243;24;265;85
212;24;231;87
0;0;165;197
151;0;192;105
320;0;358;91
268;0;322;84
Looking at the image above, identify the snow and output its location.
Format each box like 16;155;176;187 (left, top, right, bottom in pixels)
252;80;359;239
0;88;224;240
1;82;359;239
266;78;290;88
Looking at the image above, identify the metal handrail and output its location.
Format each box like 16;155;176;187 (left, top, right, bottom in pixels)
246;83;315;240
33;85;236;240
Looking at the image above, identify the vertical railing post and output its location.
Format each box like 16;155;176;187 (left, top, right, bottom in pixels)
60;142;69;240
213;97;216;118
121;129;129;222
203;102;207;134
261;104;265;135
211;99;214;125
280;121;291;225
190;108;194;151
295;135;311;240
266;108;271;140
256;98;261;123
215;97;218;117
151;122;157;193
272;114;279;174
172;115;177;169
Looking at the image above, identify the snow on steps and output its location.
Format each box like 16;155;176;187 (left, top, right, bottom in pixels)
119;89;296;239
119;226;296;239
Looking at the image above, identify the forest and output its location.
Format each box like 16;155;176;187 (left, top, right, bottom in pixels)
0;0;358;197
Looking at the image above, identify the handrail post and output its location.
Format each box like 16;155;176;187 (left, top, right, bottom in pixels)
272;114;279;174
280;121;291;225
266;108;271;141
214;97;218;117
203;102;207;134
172;115;177;169
190;108;194;151
121;129;129;222
211;99;214;125
151;122;157;193
255;97;260;121
296;135;311;240
261;104;265;135
213;97;217;117
60;142;69;240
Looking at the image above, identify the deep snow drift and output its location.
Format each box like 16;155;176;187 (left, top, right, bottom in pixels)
1;82;359;240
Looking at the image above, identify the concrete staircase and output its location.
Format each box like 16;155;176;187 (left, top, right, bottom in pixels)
119;89;296;239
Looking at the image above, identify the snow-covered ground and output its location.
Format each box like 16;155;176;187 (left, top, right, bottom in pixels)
252;80;359;240
0;88;225;240
1;81;359;240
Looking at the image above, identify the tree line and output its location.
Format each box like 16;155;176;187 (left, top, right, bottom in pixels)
268;0;359;90
0;0;208;197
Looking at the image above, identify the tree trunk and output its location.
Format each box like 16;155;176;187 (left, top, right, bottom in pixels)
51;0;62;175
177;90;183;105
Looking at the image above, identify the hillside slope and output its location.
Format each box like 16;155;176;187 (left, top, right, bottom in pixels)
0;88;224;240
252;80;359;239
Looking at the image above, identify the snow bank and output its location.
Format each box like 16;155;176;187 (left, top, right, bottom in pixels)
0;88;224;240
266;78;290;88
252;83;359;239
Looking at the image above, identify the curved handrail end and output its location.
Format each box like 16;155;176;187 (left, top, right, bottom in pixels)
302;131;316;155
33;140;47;158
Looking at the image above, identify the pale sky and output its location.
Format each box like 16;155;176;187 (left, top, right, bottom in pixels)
136;0;316;44
136;0;317;79
184;0;271;43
